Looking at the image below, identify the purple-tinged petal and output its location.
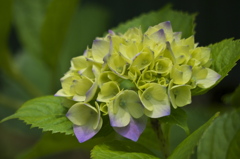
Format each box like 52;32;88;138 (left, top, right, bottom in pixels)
108;30;115;35
85;82;98;103
73;122;101;143
92;39;110;63
113;116;147;141
173;32;182;41
108;101;131;127
149;29;166;43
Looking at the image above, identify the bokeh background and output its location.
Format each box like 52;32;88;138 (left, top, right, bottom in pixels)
1;0;240;158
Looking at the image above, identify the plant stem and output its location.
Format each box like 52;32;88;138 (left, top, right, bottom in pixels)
151;118;170;159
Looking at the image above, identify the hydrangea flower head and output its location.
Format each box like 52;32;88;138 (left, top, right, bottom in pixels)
55;21;221;142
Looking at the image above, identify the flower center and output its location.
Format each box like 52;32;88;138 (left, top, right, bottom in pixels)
119;79;137;90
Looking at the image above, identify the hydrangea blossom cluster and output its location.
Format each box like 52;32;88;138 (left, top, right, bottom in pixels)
55;21;221;143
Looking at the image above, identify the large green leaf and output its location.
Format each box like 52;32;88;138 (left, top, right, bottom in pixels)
113;5;196;38
160;107;189;135
0;0;14;76
168;112;219;159
18;132;112;159
59;3;111;74
41;0;79;69
1;96;73;135
197;108;240;159
13;0;51;56
226;129;240;159
91;140;160;159
230;85;240;107
192;39;240;95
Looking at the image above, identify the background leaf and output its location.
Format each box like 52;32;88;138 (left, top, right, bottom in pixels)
41;0;79;68
230;85;240;107
1;96;73;135
192;39;240;95
197;108;240;159
168;112;219;159
13;0;50;57
159;107;189;135
226;129;240;159
18;132;113;159
91;140;159;159
59;3;111;74
112;5;196;38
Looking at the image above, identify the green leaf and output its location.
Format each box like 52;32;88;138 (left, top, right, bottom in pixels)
168;112;219;159
197;108;240;159
192;39;240;95
1;96;73;135
59;3;111;73
112;5;196;38
91;140;160;159
0;0;14;76
15;51;52;95
137;124;162;157
41;0;79;68
226;129;240;159
18;132;111;159
231;85;240;107
159;107;190;135
13;0;51;56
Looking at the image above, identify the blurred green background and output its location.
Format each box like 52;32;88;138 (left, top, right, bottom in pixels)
0;0;239;158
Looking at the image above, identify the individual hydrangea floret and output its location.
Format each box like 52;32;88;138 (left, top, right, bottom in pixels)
55;21;221;142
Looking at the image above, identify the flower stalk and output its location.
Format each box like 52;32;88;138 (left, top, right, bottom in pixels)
151;119;170;159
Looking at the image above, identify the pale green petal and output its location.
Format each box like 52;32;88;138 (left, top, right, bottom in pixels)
169;80;192;108
171;43;191;64
79;66;95;79
140;83;170;118
171;65;192;85
180;36;195;49
97;81;120;102
113;90;144;119
71;56;88;70
55;89;72;97
107;52;128;77
154;57;172;75
92;39;110;63
73;95;86;101
99;103;108;115
131;47;154;70
111;35;124;50
119;42;139;63
74;77;93;95
123;27;142;42
85;82;98;103
145;22;173;41
149;29;166;43
173;32;182;42
60;73;81;96
196;68;221;88
92;102;102;130
98;71;119;86
66;103;97;126
192;67;208;80
191;47;211;66
108;100;131;127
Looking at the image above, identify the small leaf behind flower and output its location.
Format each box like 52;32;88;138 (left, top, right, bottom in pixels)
159;107;190;135
112;5;196;38
192;39;240;95
168;112;219;159
197;108;240;159
1;96;74;135
91;140;160;159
